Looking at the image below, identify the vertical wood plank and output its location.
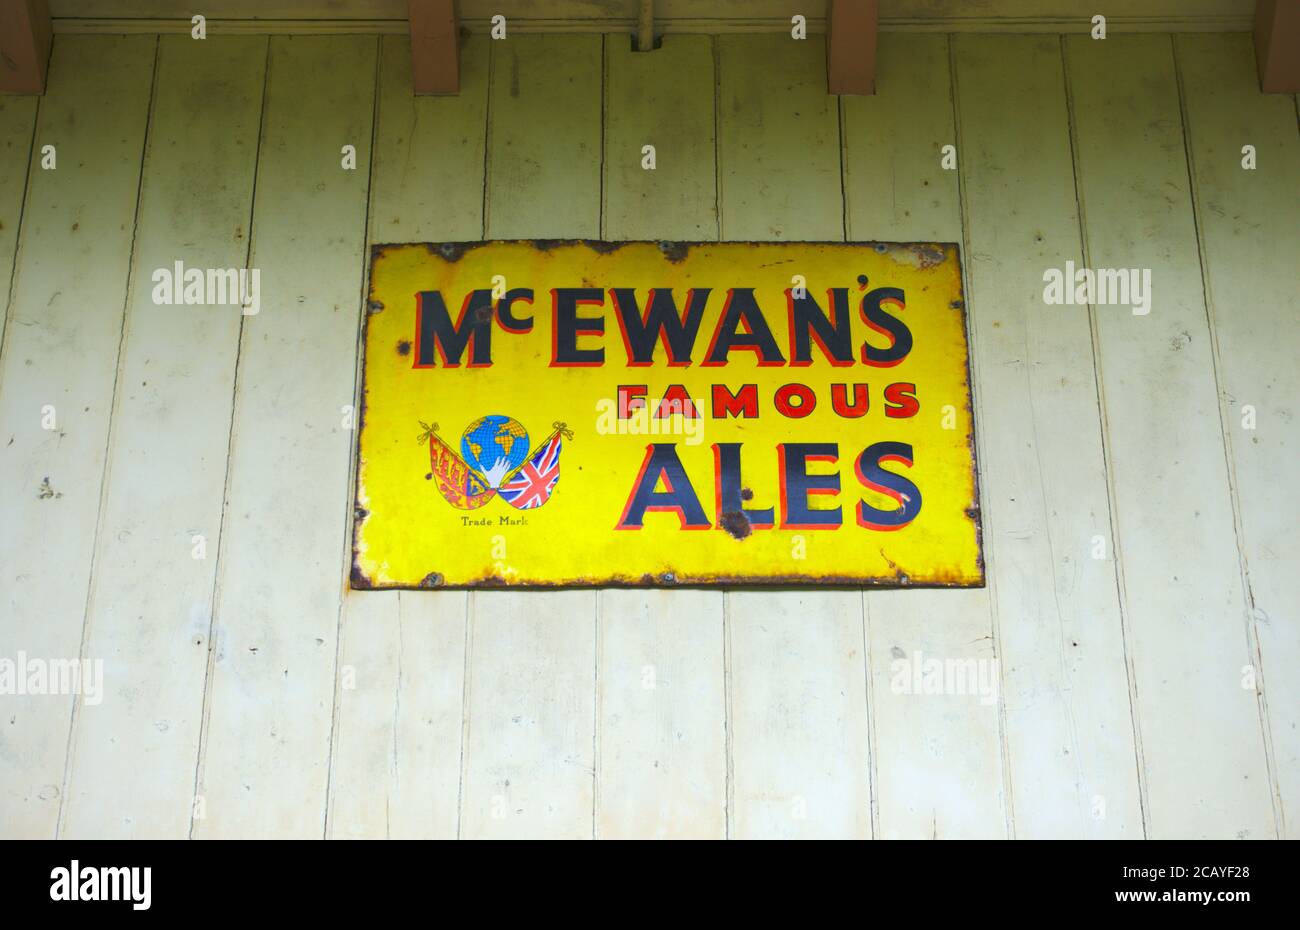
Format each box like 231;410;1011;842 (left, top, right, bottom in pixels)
602;35;716;241
953;34;1144;838
367;34;489;246
1177;32;1300;838
459;34;602;840
1065;34;1275;838
844;34;1005;839
193;35;377;839
597;589;725;838
716;34;842;240
328;591;468;838
596;33;726;840
716;33;869;839
326;34;487;840
842;35;959;244
865;590;1002;838
0;35;154;839
484;35;602;240
58;36;268;839
460;592;596;839
728;591;871;839
0;95;37;348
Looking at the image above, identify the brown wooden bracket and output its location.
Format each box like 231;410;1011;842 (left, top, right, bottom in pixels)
637;0;655;52
409;0;459;95
826;0;877;96
0;0;52;95
1254;0;1300;93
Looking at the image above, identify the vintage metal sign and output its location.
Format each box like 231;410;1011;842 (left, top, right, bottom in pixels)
351;240;982;588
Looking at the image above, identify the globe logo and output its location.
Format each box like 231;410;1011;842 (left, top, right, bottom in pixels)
461;414;530;488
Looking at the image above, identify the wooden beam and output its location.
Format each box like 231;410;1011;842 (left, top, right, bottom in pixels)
408;0;459;95
0;0;52;94
1254;0;1300;92
637;0;655;52
826;0;877;96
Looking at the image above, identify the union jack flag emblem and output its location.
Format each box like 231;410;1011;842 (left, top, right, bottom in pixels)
498;432;564;510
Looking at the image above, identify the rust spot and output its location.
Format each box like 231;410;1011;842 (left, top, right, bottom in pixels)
586;240;626;254
349;564;372;589
658;572;677;584
368;300;384;314
949;299;964;309
474;305;492;323
419;571;444;588
532;239;564;252
719;510;752;540
739;487;754;501
415;241;489;263
659;241;690;263
879;549;911;585
396;340;411;356
911;244;946;268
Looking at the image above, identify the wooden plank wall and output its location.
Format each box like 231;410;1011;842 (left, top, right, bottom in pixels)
0;31;1294;839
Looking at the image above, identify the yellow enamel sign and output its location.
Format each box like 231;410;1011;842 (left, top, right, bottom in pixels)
351;241;983;588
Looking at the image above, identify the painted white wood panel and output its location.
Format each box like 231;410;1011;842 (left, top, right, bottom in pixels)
459;591;596;839
0;95;36;353
716;34;842;241
1065;33;1274;839
365;35;491;246
0;36;156;839
842;34;959;244
597;589;726;838
953;34;1143;838
328;590;468;838
602;35;718;241
59;36;268;839
484;35;603;240
1176;32;1300;839
193;35;378;839
727;591;872;838
865;589;1002;838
